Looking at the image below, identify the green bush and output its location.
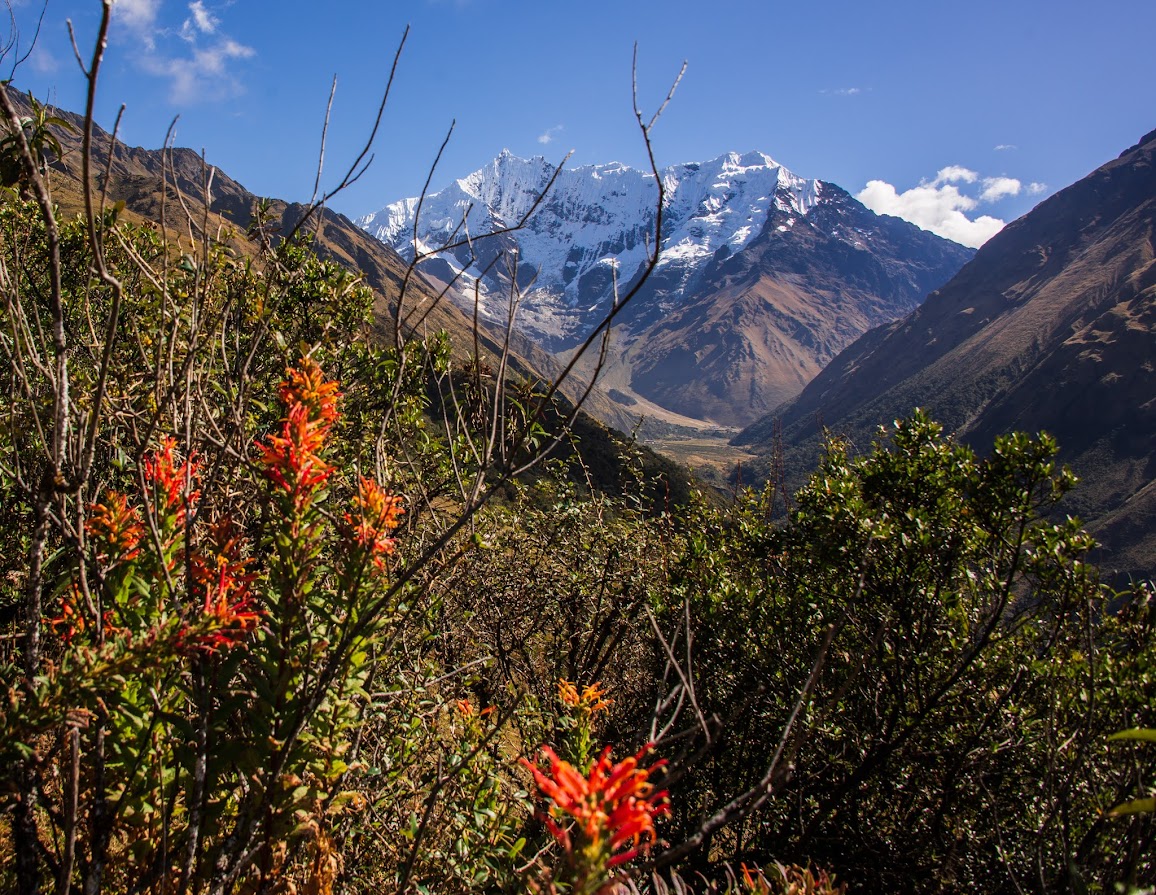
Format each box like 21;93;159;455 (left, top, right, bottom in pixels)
660;415;1154;893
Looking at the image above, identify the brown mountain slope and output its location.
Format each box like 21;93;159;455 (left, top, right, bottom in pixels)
736;127;1156;578
599;183;974;428
10;90;639;433
31;102;505;360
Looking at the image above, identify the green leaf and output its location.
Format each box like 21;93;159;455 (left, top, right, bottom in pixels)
1108;728;1156;744
1108;798;1156;816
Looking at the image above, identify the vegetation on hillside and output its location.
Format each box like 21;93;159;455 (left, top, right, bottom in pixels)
0;9;1153;894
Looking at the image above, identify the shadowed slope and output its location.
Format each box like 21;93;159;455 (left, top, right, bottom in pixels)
736;127;1156;577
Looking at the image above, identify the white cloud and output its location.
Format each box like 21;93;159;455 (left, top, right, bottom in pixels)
979;176;1021;202
537;124;563;145
181;0;219;39
857;161;1049;248
931;165;978;186
994;143;1017;151
821;87;864;96
113;0;162;49
858;178;1002;247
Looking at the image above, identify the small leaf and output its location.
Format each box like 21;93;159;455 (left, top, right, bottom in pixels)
1108;798;1156;817
1108;728;1156;744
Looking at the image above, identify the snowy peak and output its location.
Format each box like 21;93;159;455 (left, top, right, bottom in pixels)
659;151;821;267
456;151;555;222
356;150;826;343
355;148;973;429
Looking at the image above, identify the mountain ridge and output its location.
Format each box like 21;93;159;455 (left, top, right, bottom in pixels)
359;150;973;428
735;126;1156;577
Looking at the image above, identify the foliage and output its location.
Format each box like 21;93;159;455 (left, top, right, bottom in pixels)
0;173;536;891
0;91;72;189
658;414;1155;892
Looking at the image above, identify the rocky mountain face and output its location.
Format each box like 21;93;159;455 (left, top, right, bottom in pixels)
359;151;973;427
25;94;477;354
736;127;1156;578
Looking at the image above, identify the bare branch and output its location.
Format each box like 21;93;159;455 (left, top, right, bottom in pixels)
310;74;338;209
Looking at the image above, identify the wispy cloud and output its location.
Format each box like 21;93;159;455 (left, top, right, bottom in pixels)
112;1;255;104
993;143;1017;151
537;124;564;145
857;164;1039;248
979;176;1022;202
820;86;865;96
29;45;59;75
141;37;256;104
1027;182;1047;195
113;0;162;49
180;0;219;40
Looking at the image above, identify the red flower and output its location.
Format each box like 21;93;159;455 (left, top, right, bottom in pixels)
85;491;144;564
190;517;256;596
343;476;404;571
257;359;341;512
177;568;261;654
143;437;201;524
182;517;261;654
522;745;668;867
199;576;261;650
278;356;340;428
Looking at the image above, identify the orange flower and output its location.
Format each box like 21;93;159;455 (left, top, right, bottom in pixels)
278;356;340;427
558;679;580;706
85;491;143;564
47;586;124;644
522;744;668;868
742;863;771;894
182;517;261;653
143;436;201;523
257;359;341;512
48;586;85;644
343;476;404;570
558;679;612;715
456;699;495;718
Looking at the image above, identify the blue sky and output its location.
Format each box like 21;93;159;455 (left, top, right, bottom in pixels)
7;0;1155;247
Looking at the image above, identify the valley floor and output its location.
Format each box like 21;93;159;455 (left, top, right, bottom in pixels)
643;431;753;488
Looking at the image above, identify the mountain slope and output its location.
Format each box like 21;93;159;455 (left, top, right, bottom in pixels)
8;89;655;434
619;181;975;424
736;127;1156;577
360;152;973;428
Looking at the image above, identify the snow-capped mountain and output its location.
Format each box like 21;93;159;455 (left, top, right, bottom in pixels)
358;150;820;345
357;151;973;427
